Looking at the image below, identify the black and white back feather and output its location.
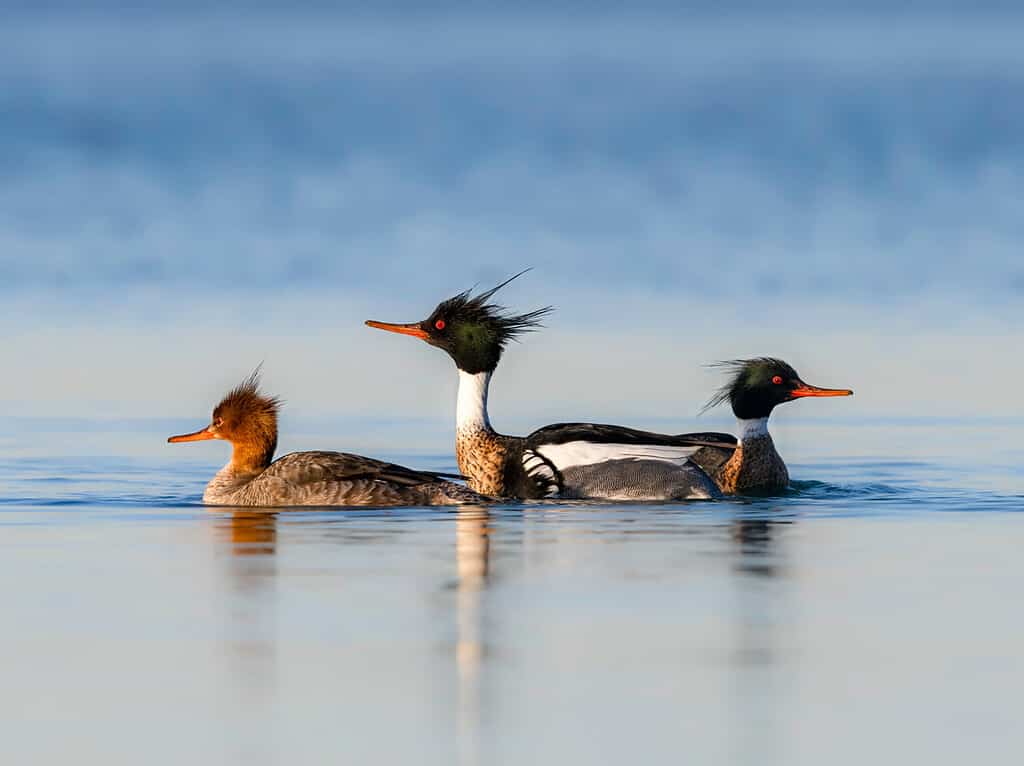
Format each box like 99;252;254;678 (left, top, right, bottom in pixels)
521;423;737;498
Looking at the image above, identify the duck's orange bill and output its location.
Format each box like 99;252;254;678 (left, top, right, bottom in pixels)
168;426;216;443
364;320;429;340
790;384;854;398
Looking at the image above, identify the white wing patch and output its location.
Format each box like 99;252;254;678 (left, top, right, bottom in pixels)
530;441;700;473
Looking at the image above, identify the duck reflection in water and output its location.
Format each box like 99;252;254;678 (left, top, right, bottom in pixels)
220;510;279;557
454;505;491;766
213;509;279;602
725;515;793;766
731;517;789;579
209;509;281;757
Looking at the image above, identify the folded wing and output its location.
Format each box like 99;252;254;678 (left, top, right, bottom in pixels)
264;451;461;488
521;423;737;497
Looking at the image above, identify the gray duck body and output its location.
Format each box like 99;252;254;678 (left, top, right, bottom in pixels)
556;458;722;501
203;450;485;507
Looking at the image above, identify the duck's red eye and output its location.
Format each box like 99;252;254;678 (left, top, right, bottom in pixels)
434;319;446;330
772;375;783;385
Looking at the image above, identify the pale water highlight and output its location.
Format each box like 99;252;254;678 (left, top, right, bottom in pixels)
1;418;1021;764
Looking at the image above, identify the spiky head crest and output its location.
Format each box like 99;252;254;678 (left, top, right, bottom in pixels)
703;357;853;420
420;271;553;373
212;367;282;467
703;357;803;420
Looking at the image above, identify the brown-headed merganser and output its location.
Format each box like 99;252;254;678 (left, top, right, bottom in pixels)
690;358;853;494
366;275;736;501
168;371;486;507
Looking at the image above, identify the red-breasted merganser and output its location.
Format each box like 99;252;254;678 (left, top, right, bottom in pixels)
366;274;736;501
690;358;853;494
168;371;486;507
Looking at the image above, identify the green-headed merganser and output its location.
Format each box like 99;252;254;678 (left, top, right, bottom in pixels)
168;371;486;507
366;275;736;501
690;358;853;494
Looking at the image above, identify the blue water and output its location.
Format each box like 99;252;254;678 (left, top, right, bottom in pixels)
1;419;1022;764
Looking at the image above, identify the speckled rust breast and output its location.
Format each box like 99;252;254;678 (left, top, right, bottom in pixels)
456;428;514;497
712;434;789;495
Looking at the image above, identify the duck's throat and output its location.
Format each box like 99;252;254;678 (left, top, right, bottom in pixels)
456;370;493;434
455;370;509;495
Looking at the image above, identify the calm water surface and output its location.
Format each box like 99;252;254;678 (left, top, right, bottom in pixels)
1;419;1022;765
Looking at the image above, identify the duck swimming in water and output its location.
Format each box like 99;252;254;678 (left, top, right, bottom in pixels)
690;357;854;494
366;275;736;501
168;371;485;507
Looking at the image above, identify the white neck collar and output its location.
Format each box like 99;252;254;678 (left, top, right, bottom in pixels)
736;417;769;442
457;370;492;432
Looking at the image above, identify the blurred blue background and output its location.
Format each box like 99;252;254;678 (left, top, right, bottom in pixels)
1;3;1021;431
